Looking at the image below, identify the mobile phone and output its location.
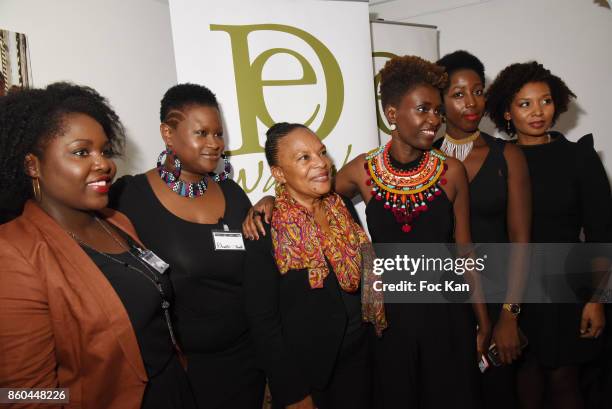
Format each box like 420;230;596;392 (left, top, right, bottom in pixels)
478;354;490;373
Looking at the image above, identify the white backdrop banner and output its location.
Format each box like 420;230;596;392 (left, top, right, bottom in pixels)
168;0;379;203
370;21;439;144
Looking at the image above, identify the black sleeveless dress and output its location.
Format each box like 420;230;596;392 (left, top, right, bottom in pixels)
109;175;265;409
367;152;481;409
436;133;517;408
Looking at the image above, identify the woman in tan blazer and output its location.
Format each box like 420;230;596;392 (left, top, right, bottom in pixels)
0;83;196;409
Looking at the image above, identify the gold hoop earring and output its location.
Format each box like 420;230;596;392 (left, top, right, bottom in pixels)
32;178;42;202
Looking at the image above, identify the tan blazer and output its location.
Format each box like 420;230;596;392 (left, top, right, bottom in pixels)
0;201;148;409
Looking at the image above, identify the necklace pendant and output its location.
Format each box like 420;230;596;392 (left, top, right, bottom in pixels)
162;300;170;310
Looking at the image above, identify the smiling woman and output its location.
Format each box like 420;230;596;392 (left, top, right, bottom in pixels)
244;122;377;409
243;55;491;409
108;83;266;409
0;83;197;409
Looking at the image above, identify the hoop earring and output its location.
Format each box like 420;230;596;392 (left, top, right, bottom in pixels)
31;178;42;202
157;147;181;182
506;120;512;134
212;153;232;182
389;123;397;132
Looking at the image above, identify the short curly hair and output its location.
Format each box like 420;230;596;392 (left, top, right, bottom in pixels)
436;50;485;87
0;82;125;221
379;55;447;110
160;83;219;123
485;61;576;135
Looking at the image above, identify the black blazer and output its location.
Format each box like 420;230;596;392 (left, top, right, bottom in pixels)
244;197;364;406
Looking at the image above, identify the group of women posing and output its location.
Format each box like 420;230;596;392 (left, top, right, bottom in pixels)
0;50;610;409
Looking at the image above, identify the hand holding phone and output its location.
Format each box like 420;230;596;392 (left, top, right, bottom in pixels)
479;328;528;372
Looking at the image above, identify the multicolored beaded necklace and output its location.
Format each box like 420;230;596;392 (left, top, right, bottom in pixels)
157;153;231;198
365;142;448;233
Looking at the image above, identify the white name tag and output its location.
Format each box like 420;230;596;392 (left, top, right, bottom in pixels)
212;230;246;251
136;248;169;274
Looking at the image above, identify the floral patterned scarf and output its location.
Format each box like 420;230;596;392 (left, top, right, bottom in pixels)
271;184;387;335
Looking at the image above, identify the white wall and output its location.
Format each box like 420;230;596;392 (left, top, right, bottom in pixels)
370;0;612;176
0;0;178;175
2;0;611;178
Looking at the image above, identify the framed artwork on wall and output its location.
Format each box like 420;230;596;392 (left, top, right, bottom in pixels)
0;29;32;96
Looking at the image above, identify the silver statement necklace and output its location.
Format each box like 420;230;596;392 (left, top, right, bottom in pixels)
440;130;481;162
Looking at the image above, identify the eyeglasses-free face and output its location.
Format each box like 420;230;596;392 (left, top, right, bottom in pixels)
29;112;117;213
443;69;485;138
505;81;555;140
271;127;332;206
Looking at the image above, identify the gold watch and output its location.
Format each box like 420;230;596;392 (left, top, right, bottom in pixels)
502;303;521;316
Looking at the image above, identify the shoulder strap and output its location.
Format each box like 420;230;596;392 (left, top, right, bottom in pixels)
482;133;508;178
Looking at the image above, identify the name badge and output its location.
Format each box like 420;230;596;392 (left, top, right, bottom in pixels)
137;248;170;274
212;230;246;251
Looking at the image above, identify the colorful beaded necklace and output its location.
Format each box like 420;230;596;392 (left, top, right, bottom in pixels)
365;142;448;233
157;152;231;198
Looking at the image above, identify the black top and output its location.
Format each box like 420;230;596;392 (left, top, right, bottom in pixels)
467;133;509;243
109;174;264;408
83;247;195;409
109;175;253;353
434;134;510;314
366;151;454;244
517;132;612;243
516;132;612;367
433;132;509;243
244;197;366;406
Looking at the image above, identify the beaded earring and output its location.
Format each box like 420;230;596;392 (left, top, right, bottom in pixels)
157;147;181;182
157;148;232;198
215;153;232;182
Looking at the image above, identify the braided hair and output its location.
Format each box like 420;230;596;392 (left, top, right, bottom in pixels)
264;122;309;166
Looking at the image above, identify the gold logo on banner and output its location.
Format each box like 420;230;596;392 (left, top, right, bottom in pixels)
210;24;344;156
373;51;398;135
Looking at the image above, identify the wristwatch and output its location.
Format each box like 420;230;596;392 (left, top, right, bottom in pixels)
502;303;521;316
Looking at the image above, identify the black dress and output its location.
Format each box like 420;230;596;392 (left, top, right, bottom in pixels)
433;132;509;243
244;197;370;409
83;247;196;409
516;132;612;368
450;133;516;409
367;152;481;409
109;175;265;409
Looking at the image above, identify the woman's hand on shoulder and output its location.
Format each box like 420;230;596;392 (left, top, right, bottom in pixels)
242;195;274;240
